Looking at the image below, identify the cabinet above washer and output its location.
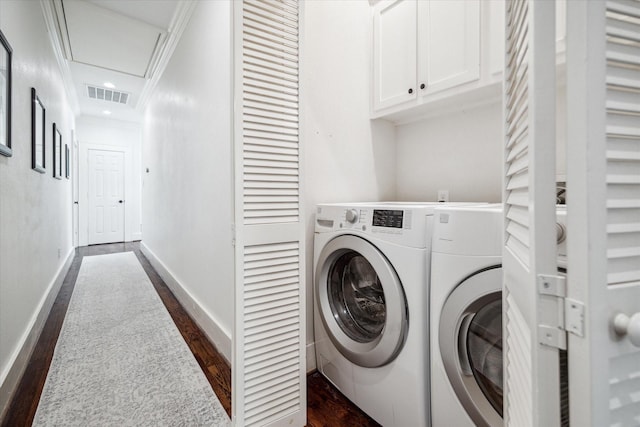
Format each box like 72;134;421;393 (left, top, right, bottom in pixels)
372;0;481;114
370;0;567;124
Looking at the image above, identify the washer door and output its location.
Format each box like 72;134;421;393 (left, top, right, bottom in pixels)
439;266;503;427
315;235;408;368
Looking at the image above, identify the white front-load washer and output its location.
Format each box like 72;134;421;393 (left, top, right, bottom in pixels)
430;205;567;427
314;202;479;427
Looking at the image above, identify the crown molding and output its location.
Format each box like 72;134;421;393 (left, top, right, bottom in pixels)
136;0;197;112
40;0;80;116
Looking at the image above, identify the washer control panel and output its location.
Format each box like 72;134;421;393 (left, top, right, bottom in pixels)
345;209;359;223
372;209;404;229
315;203;438;248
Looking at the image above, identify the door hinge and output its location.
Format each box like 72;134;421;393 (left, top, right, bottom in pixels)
537;274;585;349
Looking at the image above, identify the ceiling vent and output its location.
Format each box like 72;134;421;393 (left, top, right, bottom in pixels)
86;85;130;105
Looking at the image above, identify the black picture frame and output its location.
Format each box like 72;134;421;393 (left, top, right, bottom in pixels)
53;123;62;179
65;144;69;179
31;88;45;173
0;29;12;157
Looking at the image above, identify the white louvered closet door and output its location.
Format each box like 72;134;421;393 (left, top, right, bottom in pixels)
566;1;640;426
232;1;305;426
503;1;562;426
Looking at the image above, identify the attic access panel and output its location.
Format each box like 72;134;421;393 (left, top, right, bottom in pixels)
62;0;164;78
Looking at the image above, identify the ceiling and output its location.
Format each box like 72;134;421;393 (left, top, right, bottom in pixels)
44;0;194;123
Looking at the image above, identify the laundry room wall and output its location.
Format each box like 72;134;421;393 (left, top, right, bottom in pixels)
0;0;75;417
302;0;397;371
140;0;233;362
395;101;504;203
395;87;567;203
75;115;142;244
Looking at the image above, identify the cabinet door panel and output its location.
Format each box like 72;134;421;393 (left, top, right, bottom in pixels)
488;0;506;77
373;0;417;111
419;0;480;95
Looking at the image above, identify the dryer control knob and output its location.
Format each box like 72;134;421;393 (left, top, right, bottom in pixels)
345;209;358;223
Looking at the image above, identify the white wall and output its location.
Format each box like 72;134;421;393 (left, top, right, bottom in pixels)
76;115;142;244
302;0;397;370
395;101;504;202
0;0;75;415
141;0;233;360
395;88;567;203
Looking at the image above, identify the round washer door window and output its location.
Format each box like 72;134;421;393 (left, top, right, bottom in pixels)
439;266;503;427
328;252;386;342
315;235;408;368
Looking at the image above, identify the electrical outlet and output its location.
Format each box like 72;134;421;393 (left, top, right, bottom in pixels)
437;190;449;202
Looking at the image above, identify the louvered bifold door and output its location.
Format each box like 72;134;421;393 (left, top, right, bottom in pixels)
503;1;562;426
232;1;306;427
566;1;640;426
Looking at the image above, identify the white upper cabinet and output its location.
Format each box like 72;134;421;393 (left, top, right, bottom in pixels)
417;0;480;95
488;0;506;77
372;0;481;119
372;0;418;110
370;0;565;123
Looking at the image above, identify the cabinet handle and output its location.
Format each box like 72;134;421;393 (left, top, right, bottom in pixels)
408;88;413;94
420;83;426;90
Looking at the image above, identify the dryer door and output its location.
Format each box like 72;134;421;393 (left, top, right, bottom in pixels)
315;235;408;368
439;266;503;427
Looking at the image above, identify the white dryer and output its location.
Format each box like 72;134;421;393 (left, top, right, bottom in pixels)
314;202;478;427
430;205;503;427
430;205;567;427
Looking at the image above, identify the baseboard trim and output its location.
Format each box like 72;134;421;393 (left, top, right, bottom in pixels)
306;342;317;373
0;248;75;419
139;242;232;364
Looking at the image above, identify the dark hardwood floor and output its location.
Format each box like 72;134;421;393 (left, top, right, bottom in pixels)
1;242;378;427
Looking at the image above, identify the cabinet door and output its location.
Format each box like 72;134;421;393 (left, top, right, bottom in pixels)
372;0;417;111
418;0;480;95
488;0;505;77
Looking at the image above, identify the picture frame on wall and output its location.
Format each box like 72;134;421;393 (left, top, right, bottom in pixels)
31;88;45;173
53;123;62;179
65;144;70;179
0;29;12;157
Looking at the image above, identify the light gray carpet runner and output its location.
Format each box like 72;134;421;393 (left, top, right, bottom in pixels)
33;252;230;426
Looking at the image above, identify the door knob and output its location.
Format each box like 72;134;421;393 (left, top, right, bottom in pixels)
118;200;124;204
613;312;640;347
408;88;413;94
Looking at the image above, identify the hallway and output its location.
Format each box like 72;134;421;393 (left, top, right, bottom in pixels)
0;243;378;427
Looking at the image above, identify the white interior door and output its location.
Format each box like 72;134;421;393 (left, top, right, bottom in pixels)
233;1;306;426
88;149;125;245
566;1;640;425
72;133;79;247
503;1;562;426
